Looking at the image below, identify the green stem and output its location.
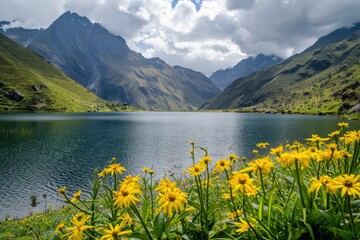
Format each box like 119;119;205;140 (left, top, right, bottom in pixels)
347;196;357;239
225;170;239;221
331;195;348;231
259;169;266;197
150;174;154;219
294;159;306;209
131;203;153;240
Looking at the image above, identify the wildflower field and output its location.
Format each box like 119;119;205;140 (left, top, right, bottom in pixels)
1;122;360;239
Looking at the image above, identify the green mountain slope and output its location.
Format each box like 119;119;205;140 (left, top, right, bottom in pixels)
203;27;360;116
0;34;113;112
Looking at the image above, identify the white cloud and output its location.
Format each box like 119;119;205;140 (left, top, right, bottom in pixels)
1;0;360;74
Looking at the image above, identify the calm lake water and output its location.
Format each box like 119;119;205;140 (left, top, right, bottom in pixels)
0;112;359;220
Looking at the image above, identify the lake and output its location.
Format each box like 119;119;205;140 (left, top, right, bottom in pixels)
0;112;359;220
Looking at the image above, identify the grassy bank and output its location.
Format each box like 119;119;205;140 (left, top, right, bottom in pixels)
1;122;360;239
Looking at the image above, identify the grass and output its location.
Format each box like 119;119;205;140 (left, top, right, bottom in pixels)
1;122;360;239
0;34;136;112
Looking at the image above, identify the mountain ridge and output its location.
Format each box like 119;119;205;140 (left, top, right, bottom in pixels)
1;11;220;111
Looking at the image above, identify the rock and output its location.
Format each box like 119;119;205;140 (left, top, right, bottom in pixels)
30;85;39;91
0;81;5;88
3;89;25;102
348;103;360;114
265;109;274;114
40;83;47;89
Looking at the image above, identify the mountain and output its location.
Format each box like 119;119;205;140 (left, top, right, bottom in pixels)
0;34;115;112
0;21;43;46
210;54;283;90
2;12;220;110
203;23;360;116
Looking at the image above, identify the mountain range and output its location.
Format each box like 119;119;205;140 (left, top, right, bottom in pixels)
209;54;283;90
0;33;115;112
202;23;360;116
1;12;220;111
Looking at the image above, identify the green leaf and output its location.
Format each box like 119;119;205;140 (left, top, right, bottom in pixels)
331;227;353;240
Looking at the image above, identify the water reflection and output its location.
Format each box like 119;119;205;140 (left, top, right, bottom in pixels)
0;112;358;220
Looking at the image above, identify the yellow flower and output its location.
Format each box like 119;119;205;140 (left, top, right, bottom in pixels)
214;159;232;174
256;142;269;149
308;175;334;194
71;190;81;202
121;213;133;225
252;149;259;155
148;169;154;175
227;210;242;219
65;214;93;240
270;145;284;156
328;130;340;138
331;174;360;198
248;156;274;175
158;187;188;216
142;167;151;173
229;172;259;196
306;134;330;144
114;185;142;208
343;130;360;144
238;166;255;173
58;186;66;196
155;177;177;193
189;141;195;146
100;222;132;240
120;175;141;189
278;151;310;168
104;163;126;176
98;169;107;177
55;222;65;232
228;153;239;162
199;156;212;165
316;149;332;162
188;162;206;176
338;122;349;129
234;218;253;233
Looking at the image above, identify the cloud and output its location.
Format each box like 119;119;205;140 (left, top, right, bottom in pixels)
1;0;360;74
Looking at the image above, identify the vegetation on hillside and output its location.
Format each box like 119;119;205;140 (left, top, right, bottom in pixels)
1;122;360;239
203;29;360;117
0;34;134;112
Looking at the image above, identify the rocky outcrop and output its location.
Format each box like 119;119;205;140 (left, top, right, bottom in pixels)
3;89;25;102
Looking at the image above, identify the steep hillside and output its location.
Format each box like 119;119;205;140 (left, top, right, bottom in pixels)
203;25;360;116
0;21;42;46
210;54;283;90
0;34;114;112
21;11;220;111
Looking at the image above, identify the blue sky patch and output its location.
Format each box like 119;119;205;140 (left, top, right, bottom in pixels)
171;0;202;11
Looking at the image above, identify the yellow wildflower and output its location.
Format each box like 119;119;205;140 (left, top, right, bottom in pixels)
229;172;259;195
148;169;154;175
308;175;334;194
338;122;349;129
188;162;206;176
214;159;232;174
142;167;151;173
228;153;239;162
343;130;360;144
158;187;188;216
58;186;66;196
104;163;126;176
120;175;141;189
55;222;65;232
199;156;212;165
155;177;177;193
248;156;274;175
256;142;269;149
270;145;284;156
114;185;142;208
71;190;81;203
121;213;133;225
306;134;330;145
100;222;132;240
328;130;340;138
234;218;254;233
331;174;360;198
65;214;93;240
227;210;242;219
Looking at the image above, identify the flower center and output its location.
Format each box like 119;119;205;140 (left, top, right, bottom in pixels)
121;190;129;197
344;180;353;187
168;194;176;202
220;161;225;166
238;178;247;184
194;166;200;172
112;231;119;237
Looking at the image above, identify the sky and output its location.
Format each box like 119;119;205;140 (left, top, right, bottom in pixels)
1;0;360;75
